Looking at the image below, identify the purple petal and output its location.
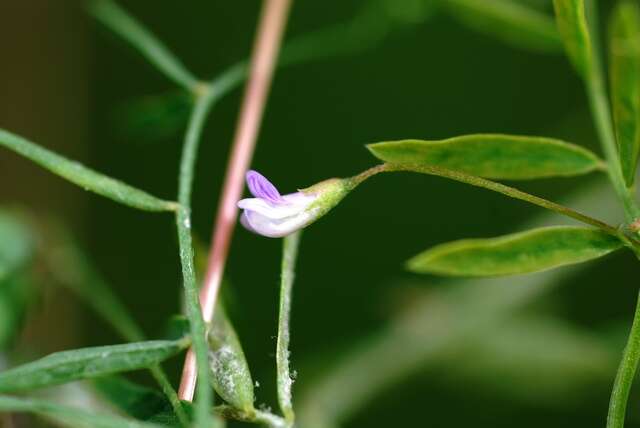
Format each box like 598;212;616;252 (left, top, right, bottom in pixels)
246;170;282;203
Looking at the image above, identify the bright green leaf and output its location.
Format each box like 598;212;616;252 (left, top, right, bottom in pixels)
0;339;189;392
445;0;562;52
610;1;640;186
408;226;622;277
553;0;593;78
208;305;255;412
367;134;604;180
0;129;178;212
0;394;163;428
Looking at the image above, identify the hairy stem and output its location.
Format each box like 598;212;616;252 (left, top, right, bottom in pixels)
175;89;218;425
179;0;293;399
608;291;640;428
277;231;301;424
584;0;640;222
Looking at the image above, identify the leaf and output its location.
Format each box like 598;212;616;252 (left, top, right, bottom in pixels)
445;0;562;52
208;305;255;412
0;210;34;282
0;394;163;428
408;226;622;277
610;1;640;186
553;0;593;78
367;134;603;180
0;339;188;392
0;129;178;212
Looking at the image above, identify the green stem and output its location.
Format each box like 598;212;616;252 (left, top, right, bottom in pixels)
277;231;302;425
88;0;198;90
354;163;624;238
175;88;218;426
584;0;640;222
608;291;640;428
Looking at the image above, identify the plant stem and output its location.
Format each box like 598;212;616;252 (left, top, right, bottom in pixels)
175;88;218;425
277;231;301;425
178;0;293;400
583;0;640;222
353;163;624;238
608;291;640;428
88;0;198;90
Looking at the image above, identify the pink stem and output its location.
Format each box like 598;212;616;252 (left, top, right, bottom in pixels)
178;0;293;401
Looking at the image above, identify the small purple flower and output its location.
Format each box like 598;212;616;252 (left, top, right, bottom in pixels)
238;170;353;238
238;171;318;238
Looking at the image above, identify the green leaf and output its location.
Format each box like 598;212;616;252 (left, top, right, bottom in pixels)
553;0;593;78
610;1;640;187
367;134;603;180
208;305;255;412
0;394;163;428
445;0;562;52
0;210;34;283
0;129;178;212
0;339;188;392
408;226;623;277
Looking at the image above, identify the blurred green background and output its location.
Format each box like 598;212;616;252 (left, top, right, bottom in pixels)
2;0;640;426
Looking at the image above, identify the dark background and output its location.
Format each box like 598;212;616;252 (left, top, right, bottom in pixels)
2;1;639;427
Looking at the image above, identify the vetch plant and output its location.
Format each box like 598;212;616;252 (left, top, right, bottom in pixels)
2;0;640;427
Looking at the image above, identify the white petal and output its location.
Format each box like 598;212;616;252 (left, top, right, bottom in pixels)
237;192;315;220
243;209;316;238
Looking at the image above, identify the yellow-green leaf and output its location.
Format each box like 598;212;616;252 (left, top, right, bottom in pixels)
367;134;603;180
408;226;622;277
553;0;593;78
445;0;562;52
610;1;640;186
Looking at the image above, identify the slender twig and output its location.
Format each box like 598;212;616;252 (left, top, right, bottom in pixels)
178;0;293;400
277;231;301;425
581;2;640;425
353;163;625;238
583;0;640;222
175;88;218;424
608;291;640;428
88;0;198;90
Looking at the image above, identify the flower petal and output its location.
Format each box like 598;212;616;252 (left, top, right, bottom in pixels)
237;192;315;219
246;170;282;203
240;212;256;233
242;208;316;238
